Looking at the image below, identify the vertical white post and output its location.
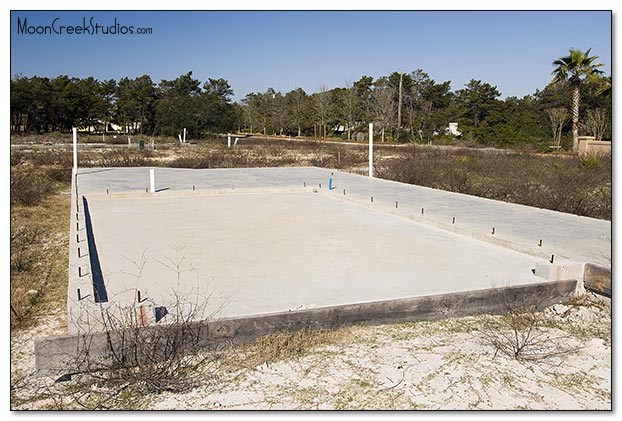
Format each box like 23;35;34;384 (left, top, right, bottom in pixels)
178;134;182;144
149;169;155;193
183;128;187;143
227;133;231;148
72;127;78;174
368;123;374;178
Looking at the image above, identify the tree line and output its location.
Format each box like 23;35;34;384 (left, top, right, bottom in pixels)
11;61;611;147
10;71;237;137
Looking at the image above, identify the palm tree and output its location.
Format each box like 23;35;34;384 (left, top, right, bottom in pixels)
551;48;604;151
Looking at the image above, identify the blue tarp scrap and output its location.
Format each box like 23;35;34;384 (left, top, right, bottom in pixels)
155;306;169;322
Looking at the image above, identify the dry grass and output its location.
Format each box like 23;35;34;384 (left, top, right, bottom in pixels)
10;191;70;330
232;327;357;369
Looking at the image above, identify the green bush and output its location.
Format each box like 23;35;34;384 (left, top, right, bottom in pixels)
581;154;602;169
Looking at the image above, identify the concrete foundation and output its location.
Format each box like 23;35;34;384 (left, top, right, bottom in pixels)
583;263;612;296
36;280;578;378
534;261;584;282
33;167;610;376
75;190;557;327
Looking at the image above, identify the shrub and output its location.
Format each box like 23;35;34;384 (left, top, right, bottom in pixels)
376;148;611;220
581;154;602;169
10;168;55;206
95;150;152;167
477;303;579;363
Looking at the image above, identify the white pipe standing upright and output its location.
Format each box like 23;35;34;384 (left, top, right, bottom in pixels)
183;128;187;143
149;169;155;193
368;123;374;178
228;133;231;148
72;127;78;174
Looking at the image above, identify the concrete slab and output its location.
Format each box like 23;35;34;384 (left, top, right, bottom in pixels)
85;190;551;321
66;166;610;333
76;167;323;194
324;171;611;268
76;167;611;267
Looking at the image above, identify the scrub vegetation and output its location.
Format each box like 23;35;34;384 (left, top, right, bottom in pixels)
11;136;612;220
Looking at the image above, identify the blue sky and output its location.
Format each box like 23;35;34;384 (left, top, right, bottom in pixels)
10;10;611;101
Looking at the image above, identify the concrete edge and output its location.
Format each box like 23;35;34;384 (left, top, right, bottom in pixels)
68;172;97;334
35;280;578;378
85;185;309;200
583;263;612;297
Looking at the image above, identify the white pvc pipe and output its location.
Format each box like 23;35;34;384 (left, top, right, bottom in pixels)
72;127;78;172
228;133;231;148
368;123;374;178
183;128;187;143
149;169;155;193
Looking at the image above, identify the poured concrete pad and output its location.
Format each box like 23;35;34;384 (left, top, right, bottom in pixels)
67;166;611;332
86;190;550;319
77;167;611;268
